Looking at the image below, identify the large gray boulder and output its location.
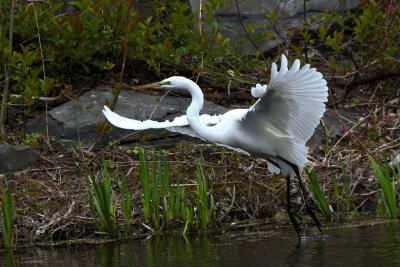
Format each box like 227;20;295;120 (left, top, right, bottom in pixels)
0;144;38;173
25;86;361;149
189;0;360;53
25;87;231;147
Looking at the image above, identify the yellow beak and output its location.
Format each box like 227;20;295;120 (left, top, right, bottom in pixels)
134;82;162;90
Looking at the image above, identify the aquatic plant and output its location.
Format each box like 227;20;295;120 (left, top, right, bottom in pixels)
137;148;226;233
87;160;118;238
138;147;152;223
1;180;15;250
368;154;398;219
160;153;183;225
151;151;161;230
139;148;183;231
119;174;133;237
306;168;332;220
195;164;216;230
181;194;195;235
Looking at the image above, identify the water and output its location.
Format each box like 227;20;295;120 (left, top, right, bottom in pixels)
1;222;399;266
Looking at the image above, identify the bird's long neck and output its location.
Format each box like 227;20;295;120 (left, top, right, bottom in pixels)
185;80;219;142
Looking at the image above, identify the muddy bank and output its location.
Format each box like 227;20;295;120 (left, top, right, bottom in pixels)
0;129;390;246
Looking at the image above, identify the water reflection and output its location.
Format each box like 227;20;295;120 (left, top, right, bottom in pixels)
1;222;399;266
94;242;120;267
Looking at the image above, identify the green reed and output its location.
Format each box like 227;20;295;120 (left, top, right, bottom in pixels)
139;147;152;223
195;164;216;230
306;168;332;220
87;160;118;238
138;148;222;233
139;148;184;231
119;174;133;237
368;154;398;219
1;181;15;250
181;194;195;235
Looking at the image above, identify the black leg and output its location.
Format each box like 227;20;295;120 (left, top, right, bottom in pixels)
286;175;301;238
292;165;323;234
276;156;323;234
268;159;302;237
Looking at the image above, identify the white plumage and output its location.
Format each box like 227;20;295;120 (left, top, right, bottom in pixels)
103;55;328;176
102;54;328;237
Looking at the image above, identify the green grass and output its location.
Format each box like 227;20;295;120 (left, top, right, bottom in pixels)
1;180;15;250
160;152;182;225
306;168;332;220
137;148;226;234
181;194;195;235
87;160;118;238
195;164;216;230
368;154;398;219
139;148;183;231
152;151;161;230
139;147;152;223
119;174;133;237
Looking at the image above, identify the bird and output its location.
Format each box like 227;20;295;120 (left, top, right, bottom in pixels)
102;55;328;237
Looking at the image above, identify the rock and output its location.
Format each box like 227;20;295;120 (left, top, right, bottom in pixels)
188;0;360;53
310;108;361;144
0;144;38;173
26;86;231;147
25;84;361;149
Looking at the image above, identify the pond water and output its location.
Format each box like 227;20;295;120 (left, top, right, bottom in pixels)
1;222;399;266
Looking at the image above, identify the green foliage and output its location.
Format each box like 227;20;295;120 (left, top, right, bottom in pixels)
195;164;216;230
87;160;118;238
119;174;133;237
138;148;227;233
306;168;332;220
181;194;195;235
1;181;15;250
138;147;151;223
1;0;250;118
139;147;183;231
268;1;399;88
368;154;398;219
325;2;398;72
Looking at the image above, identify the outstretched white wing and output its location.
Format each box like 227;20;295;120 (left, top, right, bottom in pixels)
243;55;328;145
102;106;221;138
240;55;328;175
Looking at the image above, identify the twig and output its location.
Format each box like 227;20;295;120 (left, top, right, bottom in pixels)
37;201;76;235
385;0;394;40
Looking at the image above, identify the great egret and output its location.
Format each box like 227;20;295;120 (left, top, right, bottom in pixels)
103;55;328;237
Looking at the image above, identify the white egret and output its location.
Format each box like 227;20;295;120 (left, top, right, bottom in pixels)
103;55;328;237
